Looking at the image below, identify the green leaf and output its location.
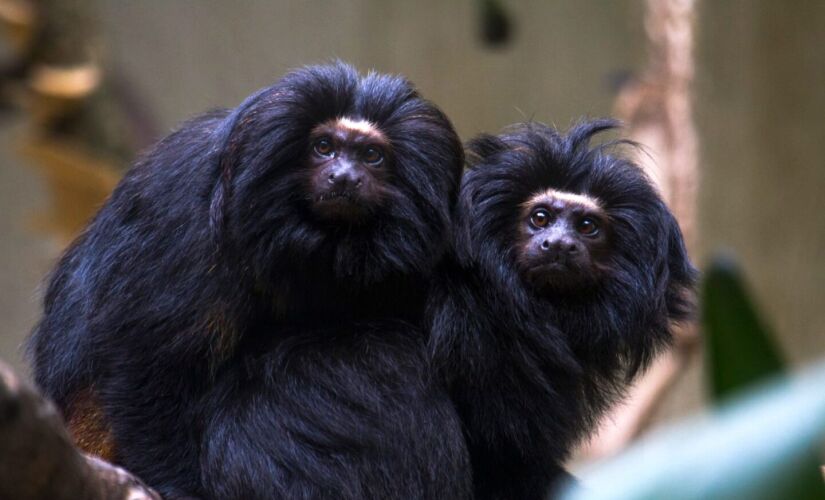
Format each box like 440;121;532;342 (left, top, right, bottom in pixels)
477;0;513;46
560;361;825;500
702;255;785;401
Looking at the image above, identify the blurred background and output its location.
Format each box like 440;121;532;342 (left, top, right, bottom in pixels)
0;0;823;463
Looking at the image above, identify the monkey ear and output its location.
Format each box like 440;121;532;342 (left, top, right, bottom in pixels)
661;210;699;322
208;87;273;239
465;134;508;167
452;168;487;263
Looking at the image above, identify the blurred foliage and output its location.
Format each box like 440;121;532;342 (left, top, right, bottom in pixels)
561;361;825;499
703;256;786;401
477;0;513;47
560;255;824;499
0;0;156;242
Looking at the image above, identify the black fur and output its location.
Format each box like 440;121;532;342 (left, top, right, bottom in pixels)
202;321;470;500
427;120;697;500
27;62;470;498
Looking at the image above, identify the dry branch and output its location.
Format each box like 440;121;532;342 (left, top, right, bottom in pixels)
579;0;701;459
0;359;159;500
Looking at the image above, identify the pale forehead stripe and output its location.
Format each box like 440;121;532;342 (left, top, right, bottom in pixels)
337;117;378;135
525;189;602;210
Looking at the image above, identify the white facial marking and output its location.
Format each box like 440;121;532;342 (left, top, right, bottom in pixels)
544;189;602;210
524;189;602;211
337;117;377;135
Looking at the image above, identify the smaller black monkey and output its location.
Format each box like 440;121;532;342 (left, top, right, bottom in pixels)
427;120;697;500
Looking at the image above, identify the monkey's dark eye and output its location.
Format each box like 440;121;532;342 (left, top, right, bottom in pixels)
313;138;334;157
363;146;384;166
577;217;599;236
529;208;550;228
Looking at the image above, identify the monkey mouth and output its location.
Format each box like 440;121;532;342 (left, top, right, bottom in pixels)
525;262;569;280
521;261;584;292
313;190;370;222
317;190;358;202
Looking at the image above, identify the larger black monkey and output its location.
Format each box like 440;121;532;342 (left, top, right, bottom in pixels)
28;63;471;498
428;120;697;500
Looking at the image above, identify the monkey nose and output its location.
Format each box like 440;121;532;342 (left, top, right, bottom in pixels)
327;168;363;189
540;239;552;251
540;238;578;255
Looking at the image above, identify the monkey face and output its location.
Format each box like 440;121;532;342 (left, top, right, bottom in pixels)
307;118;393;224
516;189;611;293
214;63;463;286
